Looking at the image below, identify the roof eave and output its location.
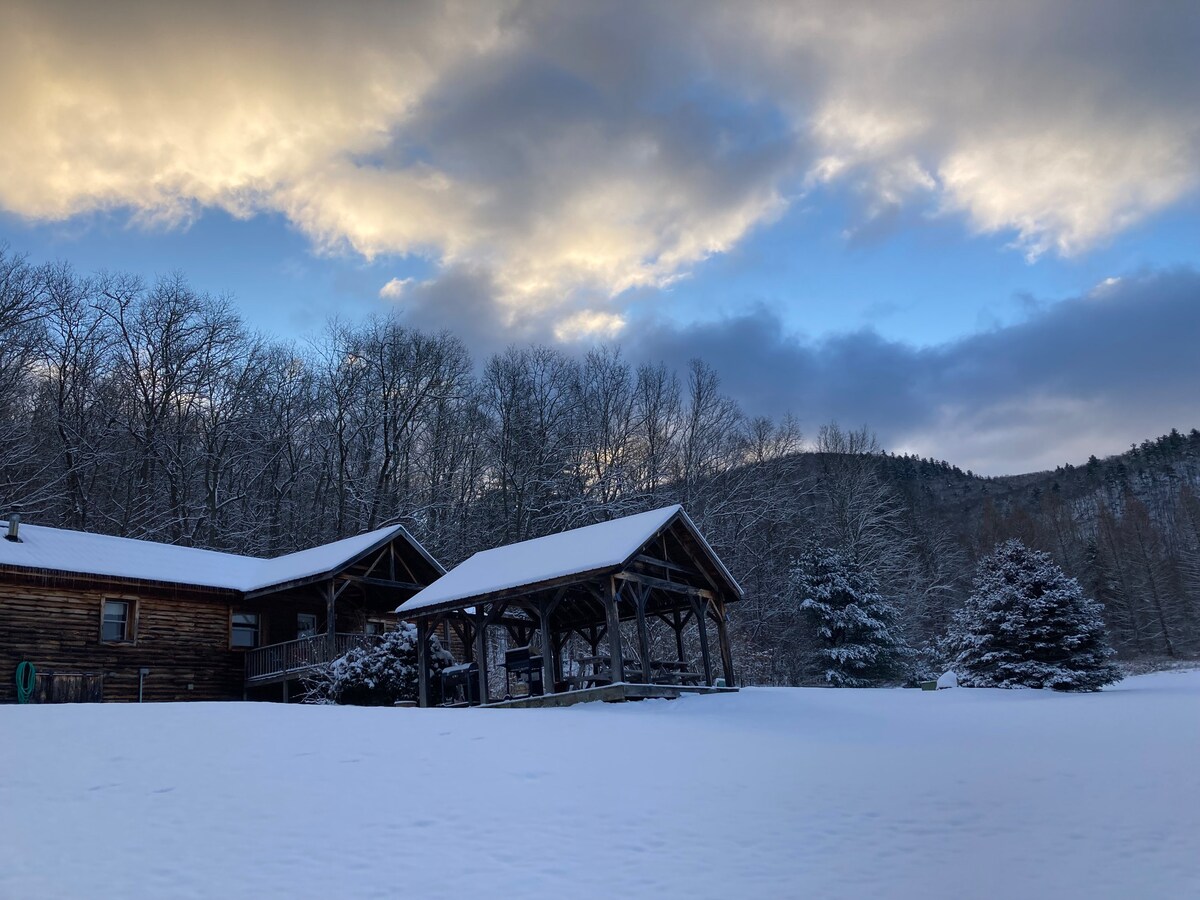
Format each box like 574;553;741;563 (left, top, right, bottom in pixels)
396;563;623;618
247;523;444;598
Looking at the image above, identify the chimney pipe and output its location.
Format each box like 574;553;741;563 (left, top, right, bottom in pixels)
6;506;21;543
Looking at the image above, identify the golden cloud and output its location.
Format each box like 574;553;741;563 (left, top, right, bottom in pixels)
2;0;1197;337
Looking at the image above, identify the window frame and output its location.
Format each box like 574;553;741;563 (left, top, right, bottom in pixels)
230;610;261;650
99;597;137;645
296;612;318;638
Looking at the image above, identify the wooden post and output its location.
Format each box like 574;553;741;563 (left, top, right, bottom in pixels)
692;597;713;686
461;619;475;663
325;579;336;657
604;578;624;683
714;600;735;687
538;600;556;695
672;609;686;663
473;608;489;706
416;618;430;708
634;586;652;684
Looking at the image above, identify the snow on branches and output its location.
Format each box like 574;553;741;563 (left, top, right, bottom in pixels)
303;622;454;705
790;542;912;687
945;539;1122;691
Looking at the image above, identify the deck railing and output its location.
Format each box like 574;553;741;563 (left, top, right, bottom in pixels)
244;633;382;684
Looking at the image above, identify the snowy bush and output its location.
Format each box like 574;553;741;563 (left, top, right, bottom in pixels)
790;543;912;687
303;622;454;706
944;539;1122;692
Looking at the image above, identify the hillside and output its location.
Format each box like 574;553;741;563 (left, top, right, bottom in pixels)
700;427;1200;682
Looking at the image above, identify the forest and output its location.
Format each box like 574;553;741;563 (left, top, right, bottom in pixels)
2;246;1198;682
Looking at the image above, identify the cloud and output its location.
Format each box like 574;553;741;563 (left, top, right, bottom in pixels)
553;310;627;342
1;0;1198;335
626;269;1200;474
379;277;414;299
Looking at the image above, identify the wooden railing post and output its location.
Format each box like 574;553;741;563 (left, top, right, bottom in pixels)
325;580;336;658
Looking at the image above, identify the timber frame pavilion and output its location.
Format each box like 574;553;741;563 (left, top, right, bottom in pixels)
397;505;742;707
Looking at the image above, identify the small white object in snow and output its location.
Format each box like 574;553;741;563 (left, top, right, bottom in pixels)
937;670;958;689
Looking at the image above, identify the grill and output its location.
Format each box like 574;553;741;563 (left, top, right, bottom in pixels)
502;645;544;697
441;662;480;705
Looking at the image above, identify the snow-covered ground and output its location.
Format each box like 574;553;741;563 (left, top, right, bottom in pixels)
3;672;1198;900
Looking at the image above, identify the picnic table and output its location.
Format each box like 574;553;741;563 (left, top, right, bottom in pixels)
567;655;702;689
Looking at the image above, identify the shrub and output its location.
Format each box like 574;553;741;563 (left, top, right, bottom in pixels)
304;622;454;705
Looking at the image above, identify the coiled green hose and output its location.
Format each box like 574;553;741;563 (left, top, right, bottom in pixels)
15;661;35;704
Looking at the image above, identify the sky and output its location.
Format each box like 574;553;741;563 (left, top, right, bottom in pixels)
1;0;1198;475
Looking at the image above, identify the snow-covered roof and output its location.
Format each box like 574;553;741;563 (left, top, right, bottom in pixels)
0;520;440;594
397;504;741;615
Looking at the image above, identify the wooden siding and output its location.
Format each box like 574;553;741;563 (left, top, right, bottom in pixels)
0;579;245;703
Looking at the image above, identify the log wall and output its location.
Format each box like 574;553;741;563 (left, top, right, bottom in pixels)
0;575;245;703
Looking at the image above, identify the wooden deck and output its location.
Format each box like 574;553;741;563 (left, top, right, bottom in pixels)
244;633;380;687
481;682;738;709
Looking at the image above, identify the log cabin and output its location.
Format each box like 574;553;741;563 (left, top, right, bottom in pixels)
0;512;443;703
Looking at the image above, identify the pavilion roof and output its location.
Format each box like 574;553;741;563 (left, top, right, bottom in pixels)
396;504;741;616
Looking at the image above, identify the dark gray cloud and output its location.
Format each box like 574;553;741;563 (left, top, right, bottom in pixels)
625;269;1200;474
398;263;1200;475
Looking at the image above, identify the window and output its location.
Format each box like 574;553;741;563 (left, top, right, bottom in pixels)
297;613;317;638
365;620;385;635
101;599;133;643
231;612;260;648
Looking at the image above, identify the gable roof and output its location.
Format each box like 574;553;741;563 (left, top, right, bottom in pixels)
0;520;442;594
396;504;741;615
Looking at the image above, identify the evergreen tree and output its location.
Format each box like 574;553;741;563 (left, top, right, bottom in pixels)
945;539;1122;691
791;543;911;686
303;622;454;705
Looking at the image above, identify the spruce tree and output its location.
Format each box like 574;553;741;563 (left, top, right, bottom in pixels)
791;543;911;686
945;539;1122;691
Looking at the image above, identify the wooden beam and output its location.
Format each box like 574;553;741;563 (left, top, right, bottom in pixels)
691;596;713;686
362;546;388;580
672;609;686;664
340;574;426;593
604;577;624;683
485;600;512;627
633;554;702;577
713;599;735;687
450;619;472;661
325;580;336;656
537;599;557;696
473;609;489;705
634;585;652;685
615;570;713;599
416;619;430;708
394;539;420;584
666;525;726;597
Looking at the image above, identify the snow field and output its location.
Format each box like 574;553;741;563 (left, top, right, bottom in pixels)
2;671;1198;899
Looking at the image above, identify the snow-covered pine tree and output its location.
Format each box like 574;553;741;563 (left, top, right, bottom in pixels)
945;539;1122;691
791;543;911;686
